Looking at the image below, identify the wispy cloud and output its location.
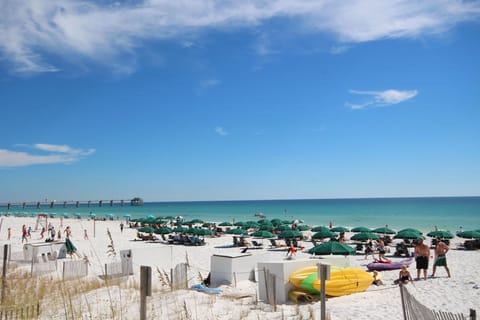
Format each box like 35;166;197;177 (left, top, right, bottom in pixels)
1;1;479;74
346;89;419;110
215;127;229;136
195;79;220;95
0;144;95;168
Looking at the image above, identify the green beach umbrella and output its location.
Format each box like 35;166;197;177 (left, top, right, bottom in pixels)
257;219;271;225
164;216;176;220
457;230;480;239
270;219;283;226
250;230;275;238
398;228;423;235
258;224;274;231
123;214;132;218
62;212;70;218
372;227;396;234
277;230;303;239
330;226;350;233
194;229;214;236
311;226;330;232
234;221;247;227
275;225;292;231
312;230;337;239
219;222;232;226
282;220;294;224
173;227;189;233
350;232;379;241
245;221;260;228
74;213;82;219
190;219;204;224
308;242;356;255
202;222;215;227
351;226;372;233
154;227;173;234
296;225;310;231
394;230;424;240
426;230;454;239
138;226;155;233
227;228;248;235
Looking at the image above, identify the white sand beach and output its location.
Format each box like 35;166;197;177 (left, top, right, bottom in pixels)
1;216;479;320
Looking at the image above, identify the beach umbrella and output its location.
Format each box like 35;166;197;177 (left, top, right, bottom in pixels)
62;212;70;218
194;229;214;236
296;225;310;231
234;221;247;227
258;224;274;231
226;228;248;235
394;230;424;240
312;230;337;240
146;214;155;220
154;227;173;234
257;219;271;225
88;213;96;218
74;213;82;219
202;222;215;227
351;226;372;233
49;213;57;218
457;231;480;239
330;226;350;233
308;242;356;255
245;221;260;229
426;230;454;239
106;213;115;219
123;214;132;218
372;227;396;234
350;232;379;241
282;220;294;224
277;230;303;239
164;216;176;220
251;230;275;238
219;222;232;226
173;227;188;233
311;226;330;232
276;225;292;231
190;219;204;224
138;226;155;233
398;228;423;235
270;219;283;226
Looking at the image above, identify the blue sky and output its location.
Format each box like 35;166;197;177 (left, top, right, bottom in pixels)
1;0;480;202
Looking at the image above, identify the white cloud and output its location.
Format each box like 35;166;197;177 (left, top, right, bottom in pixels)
215;126;229;136
1;0;479;74
346;89;419;110
0;144;95;168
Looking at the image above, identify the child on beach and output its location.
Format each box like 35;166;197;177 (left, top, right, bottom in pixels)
372;271;384;286
394;266;413;284
21;225;28;243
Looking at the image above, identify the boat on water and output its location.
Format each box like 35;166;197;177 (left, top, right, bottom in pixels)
254;212;266;218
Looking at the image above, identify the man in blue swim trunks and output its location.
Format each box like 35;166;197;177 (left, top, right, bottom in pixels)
414;238;430;280
431;238;451;278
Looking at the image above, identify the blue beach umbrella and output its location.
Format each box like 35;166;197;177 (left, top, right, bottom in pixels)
62;212;70;218
74;213;82;219
49;213;57;218
88;212;96;218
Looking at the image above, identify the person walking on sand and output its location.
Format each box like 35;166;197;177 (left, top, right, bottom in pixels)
414;238;430;280
120;223;124;233
7;228;11;240
84;229;89;240
431;238;451;278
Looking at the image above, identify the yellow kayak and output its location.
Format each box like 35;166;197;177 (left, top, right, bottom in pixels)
289;266;373;297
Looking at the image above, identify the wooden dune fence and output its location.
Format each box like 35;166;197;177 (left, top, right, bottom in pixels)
0;303;40;320
399;283;476;320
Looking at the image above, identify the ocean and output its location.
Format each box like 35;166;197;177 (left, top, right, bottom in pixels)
2;197;479;232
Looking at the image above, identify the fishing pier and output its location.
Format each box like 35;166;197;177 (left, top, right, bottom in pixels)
0;197;143;210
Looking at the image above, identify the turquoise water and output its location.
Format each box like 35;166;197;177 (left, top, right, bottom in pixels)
2;197;479;233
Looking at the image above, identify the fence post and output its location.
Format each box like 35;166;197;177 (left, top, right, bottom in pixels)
140;266;152;320
318;263;331;320
1;244;8;304
272;274;277;312
264;269;269;304
471;309;477;320
170;268;173;291
233;272;237;288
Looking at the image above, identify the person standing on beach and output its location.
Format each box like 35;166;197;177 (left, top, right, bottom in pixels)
431;238;451;278
7;228;11;240
21;225;28;243
414;238;430;280
120;223;124;233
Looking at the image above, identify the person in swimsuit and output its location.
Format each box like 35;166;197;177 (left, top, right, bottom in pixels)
394;265;413;284
414;238;430;280
431;238;451;278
